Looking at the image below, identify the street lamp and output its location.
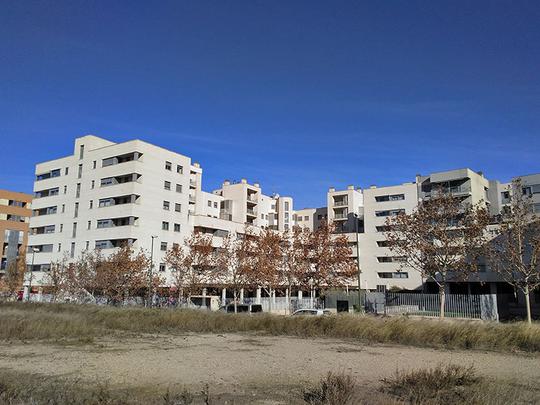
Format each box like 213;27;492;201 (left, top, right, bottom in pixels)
353;213;363;313
148;235;158;306
26;247;39;302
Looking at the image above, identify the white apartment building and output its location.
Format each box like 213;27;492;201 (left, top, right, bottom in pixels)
27;135;294;288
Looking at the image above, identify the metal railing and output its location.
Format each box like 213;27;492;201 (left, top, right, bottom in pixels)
333;200;348;206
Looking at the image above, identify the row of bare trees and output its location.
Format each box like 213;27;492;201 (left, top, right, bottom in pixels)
385;179;540;322
164;223;357;312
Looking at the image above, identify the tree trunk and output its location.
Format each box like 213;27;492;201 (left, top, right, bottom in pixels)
439;285;446;319
524;285;532;324
234;289;238;313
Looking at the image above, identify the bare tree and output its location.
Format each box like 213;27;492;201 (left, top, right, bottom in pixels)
280;226;311;310
164;231;215;305
251;228;282;311
0;249;26;300
47;254;71;301
301;222;357;302
486;178;540;323
385;192;490;318
214;228;256;313
94;245;155;304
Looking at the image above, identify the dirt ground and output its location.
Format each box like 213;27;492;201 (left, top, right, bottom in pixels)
1;333;539;403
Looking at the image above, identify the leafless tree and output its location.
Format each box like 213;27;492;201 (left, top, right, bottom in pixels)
214;228;256;313
486;178;540;323
251;228;282;311
385;192;490;318
0;248;26;300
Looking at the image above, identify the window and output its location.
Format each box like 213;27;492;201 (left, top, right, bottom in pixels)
72;222;77;238
70;242;75;258
175;203;181;212
74;203;79;218
95;240;109;249
164;181;171;190
284;201;290;210
93;160;97;169
375;194;405;202
75;183;81;198
377;256;407;263
163;201;170;210
162;221;169;231
58;243;62;252
176;165;183;174
176;184;182;193
91;180;95;189
165;161;172;171
174;223;181;232
160;242;167;251
159;263;166;272
65;167;69;176
64;185;67;194
378;272;393;279
304;216;309;221
97;219;110;228
62;204;65;213
214;202;218;208
101;177;114;187
78;164;83;179
261;214;264;219
375;209;405;217
208;200;212;207
79;145;84;159
60;224;63;232
89;200;93;209
87;220;91;230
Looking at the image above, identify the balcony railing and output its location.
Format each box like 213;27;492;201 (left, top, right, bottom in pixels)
333;200;348;206
247;194;258;202
190;179;197;187
188;195;196;203
334;213;348;219
246;208;256;216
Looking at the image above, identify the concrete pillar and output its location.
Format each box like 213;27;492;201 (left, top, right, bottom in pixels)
240;288;244;302
202;288;207;297
256;287;261;304
221;288;226;306
298;290;302;299
271;289;276;304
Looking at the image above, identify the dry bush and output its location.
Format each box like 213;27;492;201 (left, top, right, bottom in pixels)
1;303;540;353
303;372;356;405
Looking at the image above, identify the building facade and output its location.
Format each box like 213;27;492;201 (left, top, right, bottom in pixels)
0;190;32;273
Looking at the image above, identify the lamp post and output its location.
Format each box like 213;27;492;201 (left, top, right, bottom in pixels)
26;248;39;302
148;235;158;307
353;213;363;313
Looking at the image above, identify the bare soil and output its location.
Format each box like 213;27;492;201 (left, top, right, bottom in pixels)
0;333;538;403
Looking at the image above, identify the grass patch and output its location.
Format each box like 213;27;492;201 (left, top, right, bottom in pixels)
303;372;356;405
1;302;540;353
381;364;540;405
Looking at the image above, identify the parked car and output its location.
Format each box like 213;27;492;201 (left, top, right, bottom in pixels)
292;309;331;316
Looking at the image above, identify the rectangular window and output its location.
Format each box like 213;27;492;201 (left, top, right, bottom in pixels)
72;222;77;238
174;223;181;232
159;263;166;272
175;203;181;212
214;202;218;208
97;219;111;228
375;209;405;217
78;164;83;179
160;242;167;251
89;200;93;209
284;201;290;210
163;201;170;210
177;165;183;174
375;194;405;202
91;180;95;189
165;161;172;171
164;181;171;190
162;221;169;231
74;203;79;218
65;167;69;176
60;224;63;232
85;241;90;250
208;200;212;207
62;204;65;213
101;177;114;187
93;160;97;169
70;242;75;258
76;183;81;198
176;184;182;193
79;145;84;159
87;220;91;230
58;243;62;252
64;185;67;194
304;216;309;221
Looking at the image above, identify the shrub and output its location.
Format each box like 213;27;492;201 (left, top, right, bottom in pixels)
303;372;356;405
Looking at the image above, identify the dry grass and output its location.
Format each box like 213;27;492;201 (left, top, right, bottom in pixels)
303;372;356;405
381;364;540;405
1;302;540;353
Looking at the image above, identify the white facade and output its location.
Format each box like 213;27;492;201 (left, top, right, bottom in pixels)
28;135;294;285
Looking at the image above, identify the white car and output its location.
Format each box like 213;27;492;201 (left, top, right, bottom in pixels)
292;309;332;316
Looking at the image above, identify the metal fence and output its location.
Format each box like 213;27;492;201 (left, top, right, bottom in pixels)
376;292;498;321
241;297;324;313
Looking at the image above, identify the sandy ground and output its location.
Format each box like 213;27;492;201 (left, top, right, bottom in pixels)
0;333;539;402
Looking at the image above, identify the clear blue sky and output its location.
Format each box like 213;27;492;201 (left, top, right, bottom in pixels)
1;1;538;208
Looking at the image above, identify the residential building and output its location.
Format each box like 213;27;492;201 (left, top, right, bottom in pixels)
0;190;32;273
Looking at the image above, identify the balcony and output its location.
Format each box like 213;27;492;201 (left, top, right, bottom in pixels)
246;208;257;217
333;199;348;207
96;216;137;229
189;195;196;204
100;173;141;188
102;152;142;168
247;194;258;203
34;187;59;199
189;179;197;188
32;206;57;217
220;213;232;221
98;194;140;208
334;212;348;220
36;169;61;182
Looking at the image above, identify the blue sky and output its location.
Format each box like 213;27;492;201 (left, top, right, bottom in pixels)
1;1;538;208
